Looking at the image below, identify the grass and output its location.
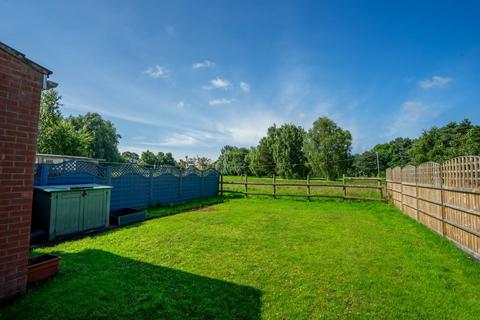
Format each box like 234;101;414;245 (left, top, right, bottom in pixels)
2;197;480;319
223;175;384;200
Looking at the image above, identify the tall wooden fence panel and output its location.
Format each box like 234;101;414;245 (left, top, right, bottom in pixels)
386;156;480;258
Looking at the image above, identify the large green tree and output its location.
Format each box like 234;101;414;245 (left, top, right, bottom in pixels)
270;124;306;179
247;136;276;177
68;113;121;162
214;146;250;175
37;89;92;156
304;117;352;180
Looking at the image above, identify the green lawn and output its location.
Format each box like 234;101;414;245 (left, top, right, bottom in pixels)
2;197;480;319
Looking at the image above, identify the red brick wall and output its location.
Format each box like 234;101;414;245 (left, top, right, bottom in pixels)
0;50;44;301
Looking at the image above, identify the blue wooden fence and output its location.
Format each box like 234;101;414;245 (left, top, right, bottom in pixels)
34;160;220;211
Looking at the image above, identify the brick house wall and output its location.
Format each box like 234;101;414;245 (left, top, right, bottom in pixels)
0;44;51;302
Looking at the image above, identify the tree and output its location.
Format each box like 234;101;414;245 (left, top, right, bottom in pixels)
270;124;306;179
350;151;379;177
158;152;176;166
68;113;121;162
37;89;92;157
215;146;249;175
139;150;157;166
304;117;352;180
194;156;212;170
408;120;480;164
248;137;276;177
371;137;412;172
139;150;177;167
121;151;140;164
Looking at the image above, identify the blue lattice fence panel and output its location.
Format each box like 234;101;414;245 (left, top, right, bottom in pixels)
34;160;220;211
39;160;108;186
110;165;150;211
203;169;219;197
154;174;182;205
34;164;42;185
180;173;202;202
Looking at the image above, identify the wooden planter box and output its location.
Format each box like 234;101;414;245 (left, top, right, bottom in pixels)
110;208;146;226
27;254;61;287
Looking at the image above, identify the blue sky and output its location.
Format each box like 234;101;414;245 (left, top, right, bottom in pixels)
2;1;480;160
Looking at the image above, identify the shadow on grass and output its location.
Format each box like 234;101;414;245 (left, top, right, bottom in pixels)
147;194;243;218
1;249;262;320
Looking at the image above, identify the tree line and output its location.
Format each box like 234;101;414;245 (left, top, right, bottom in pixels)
215;117;352;180
215;118;480;179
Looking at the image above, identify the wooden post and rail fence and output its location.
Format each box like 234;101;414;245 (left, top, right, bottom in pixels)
219;174;385;201
386;156;480;259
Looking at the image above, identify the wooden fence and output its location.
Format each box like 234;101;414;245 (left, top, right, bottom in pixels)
221;175;384;201
386;156;480;258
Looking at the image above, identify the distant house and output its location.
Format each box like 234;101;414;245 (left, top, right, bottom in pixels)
35;153;104;164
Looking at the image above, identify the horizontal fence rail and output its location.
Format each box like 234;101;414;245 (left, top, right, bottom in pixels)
220;175;385;202
386;156;480;259
34;160;220;211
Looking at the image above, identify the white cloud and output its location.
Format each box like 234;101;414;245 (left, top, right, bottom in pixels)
203;77;230;90
144;65;169;79
401;101;426;114
239;81;250;93
208;98;235;106
192;60;215;69
418;76;451;89
387;100;441;138
215;111;285;145
176;101;186;108
141;134;198;147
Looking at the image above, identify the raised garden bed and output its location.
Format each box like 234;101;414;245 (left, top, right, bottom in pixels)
110;208;146;226
27;254;61;287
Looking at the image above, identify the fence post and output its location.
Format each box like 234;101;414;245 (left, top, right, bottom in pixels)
149;168;153;206
378;178;384;201
273;175;276;199
106;166;112;186
220;174;223;196
201;171;204;198
307;174;311;202
40;163;49;185
400;168;404;212
415;166;419;221
244;174;248;197
179;171;183;202
439;165;446;236
342;174;346;200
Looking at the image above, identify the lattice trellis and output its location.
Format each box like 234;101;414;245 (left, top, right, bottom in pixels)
391;167;402;182
47;160;107;178
152;165;181;177
203;168;219;177
111;164;151;178
34;163;42;180
401;165;416;184
385;168;392;180
416;162;441;187
183;166;201;176
441;156;480;189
